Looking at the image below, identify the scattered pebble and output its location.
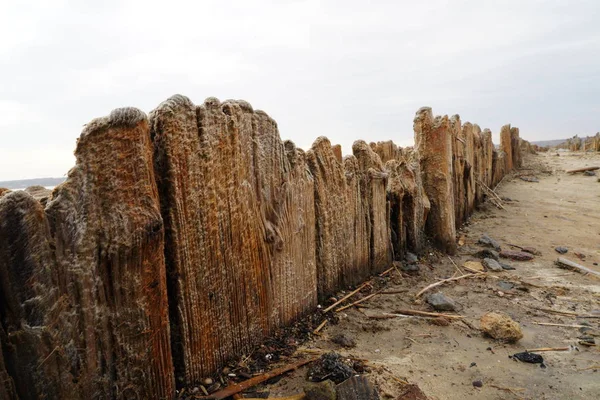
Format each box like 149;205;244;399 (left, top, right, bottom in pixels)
555;246;568;254
405;252;419;264
511;352;544;365
500;262;516;270
483;258;503;272
400;263;420;273
426;292;459;311
497;281;514;291
304;380;337;400
478;234;502;251
500;250;534;261
331;333;357;348
476;249;500;261
472;380;483;388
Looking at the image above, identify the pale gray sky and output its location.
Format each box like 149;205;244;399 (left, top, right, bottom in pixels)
1;0;599;181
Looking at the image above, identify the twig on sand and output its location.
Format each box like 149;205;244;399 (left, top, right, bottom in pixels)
237;395;304;400
197;358;317;400
313;320;328;334
577;364;600;371
336;291;380;312
415;273;478;298
489;384;525;397
379;289;409;295
529;306;600;318
566;166;599;174
379;266;395;277
392;309;464;319
323;282;371;313
477;179;505;209
525;347;570;352
533;322;597;329
448;256;464;275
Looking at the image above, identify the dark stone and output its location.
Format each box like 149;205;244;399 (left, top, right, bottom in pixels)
426;292;458;311
500;262;515;270
331;333;357;348
482;258;503;272
472;380;483;388
475;249;499;261
555;246;568;254
336;376;379;400
405;252;418;264
519;176;539;182
304;380;337;400
511;352;544;364
500;250;534;261
521;247;541;256
477;234;501;251
308;352;356;384
497;281;514;291
400;263;420;273
583;170;596;176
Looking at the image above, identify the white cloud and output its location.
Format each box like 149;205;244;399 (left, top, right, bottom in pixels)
0;0;599;180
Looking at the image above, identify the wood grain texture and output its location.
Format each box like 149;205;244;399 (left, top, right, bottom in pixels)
150;96;317;385
414;107;457;255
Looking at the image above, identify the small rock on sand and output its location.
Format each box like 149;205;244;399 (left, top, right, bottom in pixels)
475;249;499;261
482;258;503;272
463;261;484;272
499;250;534;261
497;281;514;291
477;234;501;251
499;262;515;270
426;292;458;311
304;380;337;400
336;375;380;400
555;246;568;254
405;252;419;264
331;333;357;348
480;311;523;342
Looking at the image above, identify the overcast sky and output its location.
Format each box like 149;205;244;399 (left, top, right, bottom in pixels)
1;0;599;181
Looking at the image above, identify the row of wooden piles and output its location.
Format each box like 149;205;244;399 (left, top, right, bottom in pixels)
0;96;529;399
557;133;600;152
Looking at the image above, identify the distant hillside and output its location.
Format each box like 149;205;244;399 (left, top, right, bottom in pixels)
0;177;65;190
531;139;568;148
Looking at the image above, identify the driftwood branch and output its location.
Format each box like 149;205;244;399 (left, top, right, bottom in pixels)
415;273;478;298
392;309;464;319
555;257;600;278
566;166;599;174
